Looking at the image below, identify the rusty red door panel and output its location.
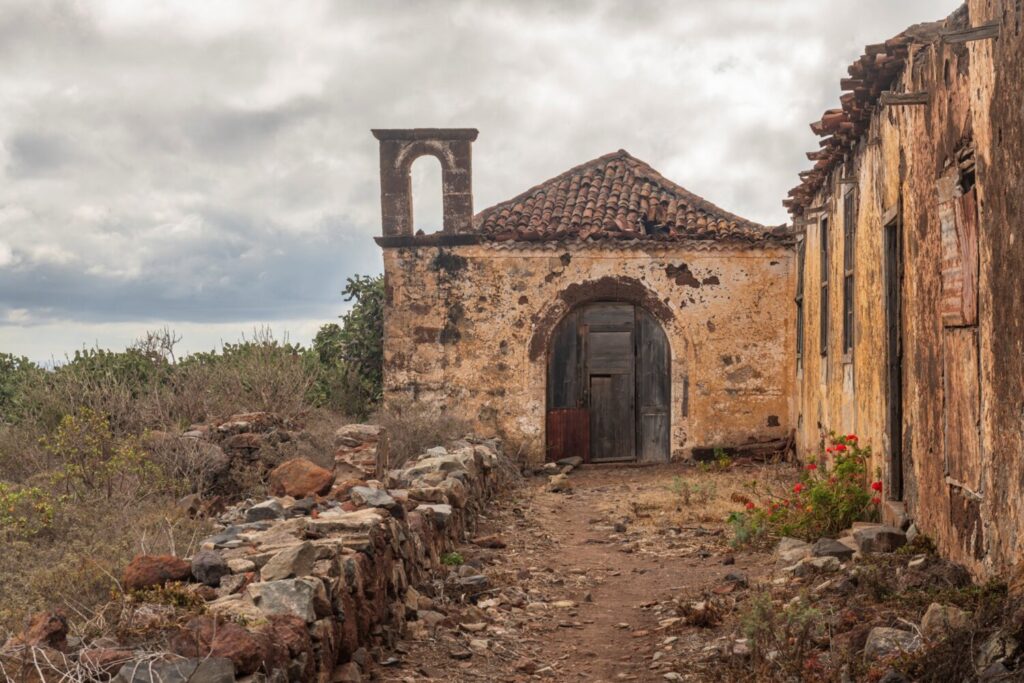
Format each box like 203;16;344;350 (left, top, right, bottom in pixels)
546;408;590;463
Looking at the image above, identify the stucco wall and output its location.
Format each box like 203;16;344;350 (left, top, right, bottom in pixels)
381;241;794;463
795;0;1023;578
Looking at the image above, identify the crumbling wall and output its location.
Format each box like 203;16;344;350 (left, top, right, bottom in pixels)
381;241;794;463
796;1;1023;578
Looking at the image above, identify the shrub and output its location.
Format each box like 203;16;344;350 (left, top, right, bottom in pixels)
728;432;881;544
0;482;55;540
736;592;827;680
374;397;470;468
312;275;384;418
41;408;164;504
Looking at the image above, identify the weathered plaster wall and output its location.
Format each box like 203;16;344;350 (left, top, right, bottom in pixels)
382;241;794;463
796;1;1024;578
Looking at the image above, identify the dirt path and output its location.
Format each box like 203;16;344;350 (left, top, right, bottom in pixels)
382;463;788;682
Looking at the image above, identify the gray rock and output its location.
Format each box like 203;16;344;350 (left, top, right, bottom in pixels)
920;602;969;640
114;657;234;683
863;627;922;659
905;523;919;544
852;525;907;553
789;556;841;576
191;550;229;587
976;631;1019;670
349;486;396;509
724;572;748;587
246;499;285;523
417;503;453;526
260;541;317;581
775;537;812;566
248;577;331;622
556;456;583;468
457;575;490;591
812;538;855;561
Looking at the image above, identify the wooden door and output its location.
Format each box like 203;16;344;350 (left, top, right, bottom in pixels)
885;214;904;499
546;302;670;463
583;303;636;462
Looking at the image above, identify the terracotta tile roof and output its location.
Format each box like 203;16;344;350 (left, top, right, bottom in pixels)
784;9;961;217
475;150;786;244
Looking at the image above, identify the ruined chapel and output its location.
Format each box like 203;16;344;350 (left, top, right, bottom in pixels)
375;1;1024;580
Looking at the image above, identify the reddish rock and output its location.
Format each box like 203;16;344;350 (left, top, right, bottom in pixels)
224;432;264;451
329;479;367;501
170;615;266;676
269;458;335;498
9;611;68;651
123;554;191;591
472;534;507;549
259;615;314;681
79;647;133;673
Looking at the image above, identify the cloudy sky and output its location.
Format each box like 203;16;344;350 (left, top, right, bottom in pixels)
0;0;953;362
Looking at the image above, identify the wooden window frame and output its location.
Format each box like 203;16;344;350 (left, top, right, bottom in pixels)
842;189;856;360
819;215;829;357
795;239;806;370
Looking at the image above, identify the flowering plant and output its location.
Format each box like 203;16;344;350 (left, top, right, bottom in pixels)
728;432;881;543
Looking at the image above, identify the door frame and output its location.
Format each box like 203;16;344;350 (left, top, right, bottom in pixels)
544;300;671;464
884;205;904;500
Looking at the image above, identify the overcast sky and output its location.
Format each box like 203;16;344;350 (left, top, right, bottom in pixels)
0;0;954;362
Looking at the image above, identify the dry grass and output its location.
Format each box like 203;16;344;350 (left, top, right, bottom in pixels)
602;462;798;528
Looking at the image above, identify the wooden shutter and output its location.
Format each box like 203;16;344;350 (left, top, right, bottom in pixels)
938;172;978;327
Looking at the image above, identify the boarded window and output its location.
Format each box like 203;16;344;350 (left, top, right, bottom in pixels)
820;216;829;356
842;191;856;355
938;155;978;327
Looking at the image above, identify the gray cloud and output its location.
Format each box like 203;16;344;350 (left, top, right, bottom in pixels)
0;0;957;356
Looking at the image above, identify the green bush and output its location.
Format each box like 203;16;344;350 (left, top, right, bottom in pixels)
729;433;881;544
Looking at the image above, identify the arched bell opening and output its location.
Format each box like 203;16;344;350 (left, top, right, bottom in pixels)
545;301;670;464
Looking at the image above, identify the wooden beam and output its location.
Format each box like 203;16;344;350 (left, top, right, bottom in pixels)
880;90;930;106
941;20;1000;44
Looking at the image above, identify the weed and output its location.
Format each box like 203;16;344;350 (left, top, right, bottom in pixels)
441;552;464;566
373;397;469;468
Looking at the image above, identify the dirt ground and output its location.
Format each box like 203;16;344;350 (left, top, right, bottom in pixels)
380;461;796;682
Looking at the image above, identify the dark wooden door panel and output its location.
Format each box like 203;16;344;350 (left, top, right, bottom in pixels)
587;330;633;373
589;374;635;461
547;310;580;409
636;308;670;462
546;408;590;463
582;303;635;326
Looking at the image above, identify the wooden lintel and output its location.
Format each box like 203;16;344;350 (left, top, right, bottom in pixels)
880;91;930;106
941;21;1000;44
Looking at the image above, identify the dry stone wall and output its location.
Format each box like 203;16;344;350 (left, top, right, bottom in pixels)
0;416;513;683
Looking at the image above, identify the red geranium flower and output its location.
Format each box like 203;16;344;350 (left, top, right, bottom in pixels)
825;446;834;453
847;434;858;441
793;483;804;494
806;463;818;471
745;501;756;511
871;481;883;492
834;444;848;452
871;496;881;505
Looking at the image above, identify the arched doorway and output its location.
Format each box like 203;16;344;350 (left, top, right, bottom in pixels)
546;302;670;463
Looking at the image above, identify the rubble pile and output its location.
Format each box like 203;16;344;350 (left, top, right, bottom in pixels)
0;415;514;683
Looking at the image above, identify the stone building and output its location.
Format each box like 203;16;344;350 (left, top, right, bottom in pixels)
373;129;794;465
786;1;1024;578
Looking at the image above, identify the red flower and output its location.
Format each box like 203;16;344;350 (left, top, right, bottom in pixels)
846;434;858;442
825;446;834;453
871;496;881;505
793;483;804;494
871;481;883;492
806;463;818;471
834;444;848;452
828;476;837;484
745;502;756;511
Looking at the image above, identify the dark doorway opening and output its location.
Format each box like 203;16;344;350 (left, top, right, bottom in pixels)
545;302;670;463
884;213;904;500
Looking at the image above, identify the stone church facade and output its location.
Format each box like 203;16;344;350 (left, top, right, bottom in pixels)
373;130;794;465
